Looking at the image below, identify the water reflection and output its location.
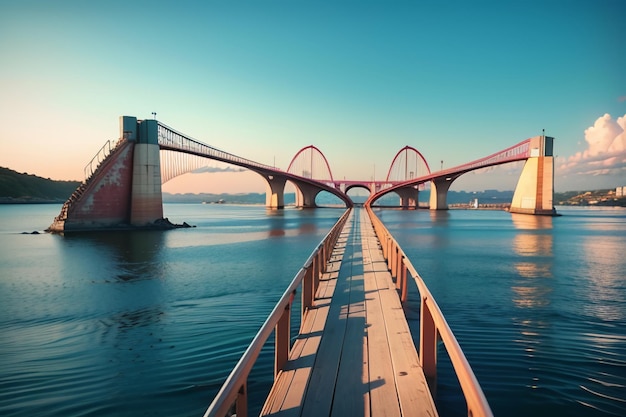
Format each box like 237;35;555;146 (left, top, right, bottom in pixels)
511;215;554;308
266;209;318;238
513;235;553;258
580;236;625;322
511;213;553;230
429;210;450;224
267;211;287;237
64;230;167;281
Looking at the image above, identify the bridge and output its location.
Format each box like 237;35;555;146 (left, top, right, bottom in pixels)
47;115;556;233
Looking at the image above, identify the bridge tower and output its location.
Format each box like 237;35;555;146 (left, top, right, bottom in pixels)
48;116;164;232
509;135;556;215
127;116;164;224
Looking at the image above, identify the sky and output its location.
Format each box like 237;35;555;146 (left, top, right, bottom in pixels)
1;0;625;194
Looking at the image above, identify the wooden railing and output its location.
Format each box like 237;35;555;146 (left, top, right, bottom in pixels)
365;205;493;417
203;208;352;417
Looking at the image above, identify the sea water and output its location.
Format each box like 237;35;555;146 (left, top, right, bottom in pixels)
0;204;624;416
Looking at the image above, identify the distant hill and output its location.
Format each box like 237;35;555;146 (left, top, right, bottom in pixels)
0;167;81;203
163;192;297;205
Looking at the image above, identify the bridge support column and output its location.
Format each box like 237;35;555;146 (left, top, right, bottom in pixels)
395;186;419;208
264;175;287;209
510;136;557;215
130;118;164;226
295;183;320;208
429;177;455;210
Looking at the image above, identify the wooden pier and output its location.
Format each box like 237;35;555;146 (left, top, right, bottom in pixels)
204;207;491;417
261;209;436;416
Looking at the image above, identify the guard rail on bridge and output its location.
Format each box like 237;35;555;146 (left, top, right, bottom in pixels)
157;122;278;172
203;208;351;417
366;205;493;417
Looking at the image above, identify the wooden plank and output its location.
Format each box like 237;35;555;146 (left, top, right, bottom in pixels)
262;209;438;417
261;221;349;417
261;275;335;415
330;232;369;417
362;229;402;417
330;299;368;417
300;218;355;417
378;286;437;417
361;212;439;417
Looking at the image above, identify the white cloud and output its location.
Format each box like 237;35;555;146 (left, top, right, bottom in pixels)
558;113;626;179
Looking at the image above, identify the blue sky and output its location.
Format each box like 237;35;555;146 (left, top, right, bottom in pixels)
1;0;624;193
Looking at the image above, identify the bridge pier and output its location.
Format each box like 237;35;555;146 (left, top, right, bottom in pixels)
294;182;320;208
395;186;419;208
264;175;287;209
510;136;557;215
130;118;164;225
429;176;456;210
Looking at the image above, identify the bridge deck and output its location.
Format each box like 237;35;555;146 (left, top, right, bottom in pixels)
261;208;437;417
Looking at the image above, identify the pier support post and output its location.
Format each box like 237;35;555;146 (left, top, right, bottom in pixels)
420;298;438;396
130;118;163;226
395;186;419;208
429;176;456;210
510;136;557;215
294;182;321;208
264;175;287;209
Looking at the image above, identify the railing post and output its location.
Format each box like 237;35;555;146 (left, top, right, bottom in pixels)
387;240;393;271
420;296;438;396
395;255;403;290
236;382;248;417
399;261;408;303
380;230;385;255
313;252;320;295
394;246;400;279
275;296;292;377
301;266;313;324
396;252;403;284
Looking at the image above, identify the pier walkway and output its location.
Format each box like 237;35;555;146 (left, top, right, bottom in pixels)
260;208;437;417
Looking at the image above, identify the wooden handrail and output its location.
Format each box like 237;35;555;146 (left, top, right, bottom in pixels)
203;208;352;417
365;205;493;417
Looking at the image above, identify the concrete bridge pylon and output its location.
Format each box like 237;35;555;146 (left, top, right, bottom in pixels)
396;186;419;208
294;181;322;208
509;135;557;215
429;176;456;210
128;117;164;225
264;174;287;209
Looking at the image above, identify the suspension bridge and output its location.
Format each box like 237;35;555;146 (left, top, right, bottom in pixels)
47;115;555;233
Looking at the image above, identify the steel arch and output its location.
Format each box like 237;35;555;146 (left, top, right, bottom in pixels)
287;145;335;182
385;146;431;182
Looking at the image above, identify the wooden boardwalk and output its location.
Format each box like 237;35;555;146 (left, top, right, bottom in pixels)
261;208;438;417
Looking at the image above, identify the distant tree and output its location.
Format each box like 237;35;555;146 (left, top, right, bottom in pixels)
0;167;80;201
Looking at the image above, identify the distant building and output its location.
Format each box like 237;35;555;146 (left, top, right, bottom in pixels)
617;186;625;197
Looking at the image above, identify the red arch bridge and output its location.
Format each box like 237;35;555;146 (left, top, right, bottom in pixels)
48;116;556;232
